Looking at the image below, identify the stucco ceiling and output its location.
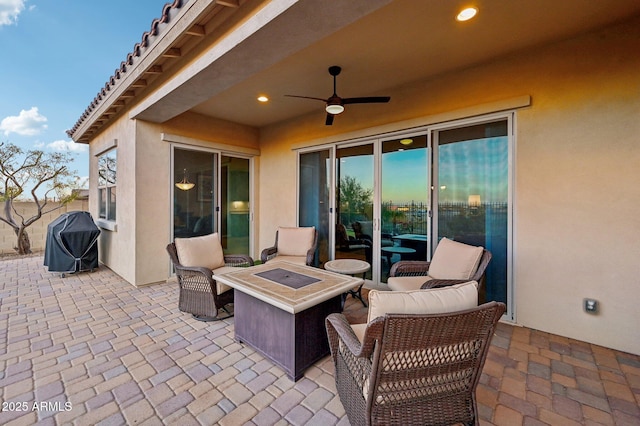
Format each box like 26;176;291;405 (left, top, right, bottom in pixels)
135;0;640;129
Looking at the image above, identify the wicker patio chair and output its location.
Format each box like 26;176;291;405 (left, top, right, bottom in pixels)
167;233;253;321
388;237;492;292
326;301;506;426
336;223;371;262
260;226;318;266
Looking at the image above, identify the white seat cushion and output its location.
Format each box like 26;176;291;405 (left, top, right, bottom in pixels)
212;265;240;294
427;238;483;280
357;221;373;237
367;281;478;323
277;227;315;256
175;233;225;270
387;275;432;291
351;323;367;343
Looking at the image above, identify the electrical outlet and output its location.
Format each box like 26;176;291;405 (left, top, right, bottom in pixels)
584;298;598;314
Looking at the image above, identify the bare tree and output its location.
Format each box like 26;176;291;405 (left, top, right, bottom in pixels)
0;142;78;254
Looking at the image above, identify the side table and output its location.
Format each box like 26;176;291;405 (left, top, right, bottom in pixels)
381;246;416;265
324;259;370;307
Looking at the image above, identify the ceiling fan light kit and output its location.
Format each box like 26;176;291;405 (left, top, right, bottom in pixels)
286;65;390;125
325;104;345;115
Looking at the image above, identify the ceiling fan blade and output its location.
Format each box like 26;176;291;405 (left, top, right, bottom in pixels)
325;113;334;126
342;96;390;105
285;95;328;102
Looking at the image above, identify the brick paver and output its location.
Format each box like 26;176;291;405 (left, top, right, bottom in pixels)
1;254;639;425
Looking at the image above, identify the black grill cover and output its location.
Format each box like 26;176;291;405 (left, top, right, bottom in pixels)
44;211;101;273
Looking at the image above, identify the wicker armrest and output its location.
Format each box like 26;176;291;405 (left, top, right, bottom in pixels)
420;279;470;289
223;254;254;267
174;264;214;280
260;246;277;263
326;314;384;359
389;260;432;277
305;248;315;266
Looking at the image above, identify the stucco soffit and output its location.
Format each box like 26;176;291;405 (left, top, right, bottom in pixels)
129;0;393;124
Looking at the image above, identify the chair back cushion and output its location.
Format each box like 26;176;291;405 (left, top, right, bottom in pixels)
353;221;373;238
367;281;478;323
270;255;307;265
175;232;225;270
335;223;349;246
428;237;484;280
277;227;315;256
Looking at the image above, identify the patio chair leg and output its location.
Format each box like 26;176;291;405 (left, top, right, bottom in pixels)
191;305;234;322
346;285;367;307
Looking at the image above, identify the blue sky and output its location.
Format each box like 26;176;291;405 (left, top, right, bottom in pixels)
0;0;166;189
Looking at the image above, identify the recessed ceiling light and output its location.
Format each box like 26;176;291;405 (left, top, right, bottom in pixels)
257;95;269;102
456;7;477;22
400;138;413;145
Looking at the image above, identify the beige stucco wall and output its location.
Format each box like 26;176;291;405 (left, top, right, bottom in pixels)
512;22;639;355
256;140;298;250
89;115;137;284
258;17;640;354
134;120;171;285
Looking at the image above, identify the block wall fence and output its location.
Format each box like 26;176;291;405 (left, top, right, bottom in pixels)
0;200;90;255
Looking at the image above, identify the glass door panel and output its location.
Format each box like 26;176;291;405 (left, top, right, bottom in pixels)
435;120;509;304
380;136;429;282
221;156;250;254
299;149;331;267
173;148;217;239
335;144;374;280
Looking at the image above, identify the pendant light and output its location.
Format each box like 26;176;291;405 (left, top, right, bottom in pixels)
175;168;195;191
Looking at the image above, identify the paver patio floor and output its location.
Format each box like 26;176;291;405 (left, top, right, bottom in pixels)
1;255;639;425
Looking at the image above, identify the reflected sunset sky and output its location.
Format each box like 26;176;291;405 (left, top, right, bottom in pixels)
339;136;508;205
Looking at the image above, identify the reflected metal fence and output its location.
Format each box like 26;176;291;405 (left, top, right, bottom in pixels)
381;201;508;238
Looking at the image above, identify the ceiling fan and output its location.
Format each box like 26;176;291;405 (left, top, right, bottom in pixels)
285;65;391;125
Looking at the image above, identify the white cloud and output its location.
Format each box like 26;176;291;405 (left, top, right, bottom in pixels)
47;139;88;153
0;106;48;136
0;0;26;26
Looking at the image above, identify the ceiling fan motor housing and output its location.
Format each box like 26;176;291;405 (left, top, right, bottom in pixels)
328;65;342;76
326;95;345;114
285;65;390;124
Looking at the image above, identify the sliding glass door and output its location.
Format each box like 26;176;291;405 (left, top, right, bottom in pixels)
173;149;217;239
297;113;513;314
173;147;252;256
299;149;331;266
334;144;374;279
380;135;429;282
221;156;250;254
433;119;510;305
